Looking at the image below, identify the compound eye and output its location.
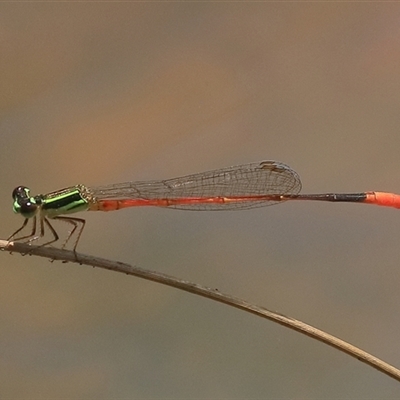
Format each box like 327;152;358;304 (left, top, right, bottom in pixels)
18;199;38;217
12;186;30;200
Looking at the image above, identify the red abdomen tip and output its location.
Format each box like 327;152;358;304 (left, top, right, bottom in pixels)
364;192;400;209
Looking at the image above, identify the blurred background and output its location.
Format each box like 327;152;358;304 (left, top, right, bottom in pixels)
1;3;400;398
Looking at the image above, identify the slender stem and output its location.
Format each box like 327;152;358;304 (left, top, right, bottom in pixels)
1;239;400;382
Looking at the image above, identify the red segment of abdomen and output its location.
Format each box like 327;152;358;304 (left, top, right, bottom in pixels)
364;192;400;209
89;196;263;211
90;199;171;211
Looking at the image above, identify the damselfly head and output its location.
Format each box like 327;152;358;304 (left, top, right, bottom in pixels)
12;186;39;218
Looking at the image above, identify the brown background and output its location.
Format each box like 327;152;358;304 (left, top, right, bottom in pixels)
1;3;400;398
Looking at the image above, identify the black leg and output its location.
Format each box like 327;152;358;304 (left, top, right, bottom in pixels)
32;217;59;248
7;217;37;242
53;216;86;253
8;216;86;256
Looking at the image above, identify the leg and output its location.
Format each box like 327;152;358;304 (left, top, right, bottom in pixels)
33;217;59;248
7;217;37;242
8;216;85;257
53;216;86;253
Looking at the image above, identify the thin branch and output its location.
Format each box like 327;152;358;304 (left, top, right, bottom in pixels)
1;239;400;382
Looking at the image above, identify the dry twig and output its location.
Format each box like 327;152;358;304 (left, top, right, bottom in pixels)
1;239;399;383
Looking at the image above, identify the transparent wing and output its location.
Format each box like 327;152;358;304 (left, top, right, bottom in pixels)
91;161;302;210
